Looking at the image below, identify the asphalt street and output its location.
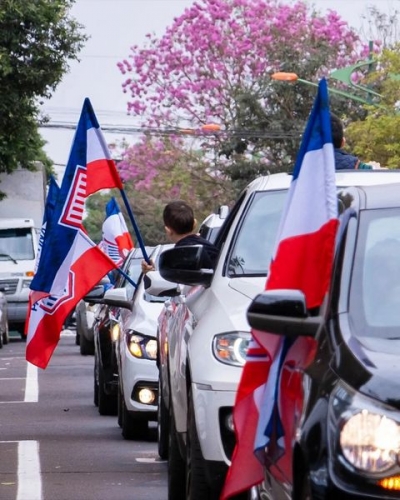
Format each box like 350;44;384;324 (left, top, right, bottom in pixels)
0;331;167;500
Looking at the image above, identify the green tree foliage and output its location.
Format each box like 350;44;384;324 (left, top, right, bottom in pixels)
345;46;400;168
0;0;87;174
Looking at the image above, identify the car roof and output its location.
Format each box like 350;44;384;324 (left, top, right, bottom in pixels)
357;182;400;209
246;170;400;193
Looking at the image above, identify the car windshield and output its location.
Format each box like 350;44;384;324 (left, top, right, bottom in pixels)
227;190;287;276
349;208;400;351
0;228;35;260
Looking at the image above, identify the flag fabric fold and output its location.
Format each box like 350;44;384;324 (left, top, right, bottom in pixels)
26;98;121;369
222;78;339;499
99;197;134;265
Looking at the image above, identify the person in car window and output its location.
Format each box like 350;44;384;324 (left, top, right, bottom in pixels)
141;200;219;273
331;114;374;170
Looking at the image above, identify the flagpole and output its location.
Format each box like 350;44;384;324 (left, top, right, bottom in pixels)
114;267;137;289
119;188;150;263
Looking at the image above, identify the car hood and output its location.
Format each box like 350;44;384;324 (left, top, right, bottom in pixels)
337;333;400;410
123;297;164;339
228;276;266;300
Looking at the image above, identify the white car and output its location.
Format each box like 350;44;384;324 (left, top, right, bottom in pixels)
155;170;400;499
104;244;173;440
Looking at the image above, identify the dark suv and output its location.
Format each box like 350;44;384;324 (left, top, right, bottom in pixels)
247;183;400;500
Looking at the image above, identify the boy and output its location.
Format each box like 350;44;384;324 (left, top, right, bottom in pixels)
330;113;373;170
141;200;219;273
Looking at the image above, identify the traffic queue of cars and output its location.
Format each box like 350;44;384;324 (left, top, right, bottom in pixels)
152;170;400;500
81;170;400;500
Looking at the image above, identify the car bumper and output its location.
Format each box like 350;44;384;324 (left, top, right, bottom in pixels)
192;383;236;464
7;301;28;323
120;353;158;415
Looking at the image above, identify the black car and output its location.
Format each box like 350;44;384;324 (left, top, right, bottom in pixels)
93;247;154;416
247;183;400;500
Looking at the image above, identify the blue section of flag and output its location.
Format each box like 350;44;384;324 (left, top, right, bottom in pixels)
292;78;332;181
105;197;120;218
44;176;60;224
31;98;96;293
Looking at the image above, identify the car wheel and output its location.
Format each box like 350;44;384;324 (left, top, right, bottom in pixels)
94;360;99;407
168;406;186;500
121;396;148;440
117;385;123;428
186;388;217;499
299;473;312;500
80;333;94;356
98;364;117;416
157;377;169;460
2;323;9;345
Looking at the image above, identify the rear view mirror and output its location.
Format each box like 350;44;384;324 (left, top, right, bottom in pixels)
159;246;213;287
143;271;180;297
102;288;132;310
247;289;321;338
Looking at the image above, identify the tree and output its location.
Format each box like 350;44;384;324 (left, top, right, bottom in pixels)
345;45;400;168
0;0;87;175
118;0;373;191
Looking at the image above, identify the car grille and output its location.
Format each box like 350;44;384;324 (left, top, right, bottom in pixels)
0;279;18;295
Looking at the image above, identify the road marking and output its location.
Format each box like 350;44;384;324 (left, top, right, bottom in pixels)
17;441;42;500
24;363;38;403
135;458;167;463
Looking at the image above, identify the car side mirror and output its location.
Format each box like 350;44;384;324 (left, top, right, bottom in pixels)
102;288;132;310
247;289;321;338
159;245;214;287
143;271;180;297
82;284;107;303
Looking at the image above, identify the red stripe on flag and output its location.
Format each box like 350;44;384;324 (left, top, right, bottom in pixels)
86;158;123;196
266;219;339;308
26;245;116;369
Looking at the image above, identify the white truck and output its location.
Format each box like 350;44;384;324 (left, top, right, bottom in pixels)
0;166;46;336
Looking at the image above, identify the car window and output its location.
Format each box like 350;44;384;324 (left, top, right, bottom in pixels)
227;190;287;276
350;208;400;348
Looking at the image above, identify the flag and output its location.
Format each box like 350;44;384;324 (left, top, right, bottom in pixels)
26;98;122;369
34;176;60;274
100;197;134;265
222;78;339;498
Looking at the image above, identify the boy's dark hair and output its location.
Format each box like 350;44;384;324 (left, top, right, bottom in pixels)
163;200;195;235
330;113;344;149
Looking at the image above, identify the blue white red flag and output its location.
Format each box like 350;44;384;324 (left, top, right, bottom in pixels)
34;176;60;274
26;98;121;369
222;78;339;498
99;197;134;265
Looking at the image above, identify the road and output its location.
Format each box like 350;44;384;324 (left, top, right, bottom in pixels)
0;331;167;500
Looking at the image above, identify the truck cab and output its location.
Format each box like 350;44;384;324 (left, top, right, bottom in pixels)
0;218;38;336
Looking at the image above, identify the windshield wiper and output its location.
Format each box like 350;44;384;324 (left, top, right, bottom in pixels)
0;253;18;264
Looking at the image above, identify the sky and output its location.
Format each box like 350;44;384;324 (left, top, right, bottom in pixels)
39;0;399;181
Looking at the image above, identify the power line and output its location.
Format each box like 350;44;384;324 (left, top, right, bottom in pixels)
39;122;301;139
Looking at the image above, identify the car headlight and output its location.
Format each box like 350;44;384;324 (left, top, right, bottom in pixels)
126;331;157;360
22;279;32;289
329;383;400;475
212;332;251;366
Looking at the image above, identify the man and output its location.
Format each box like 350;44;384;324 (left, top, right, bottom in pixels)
141;200;219;273
331;113;374;170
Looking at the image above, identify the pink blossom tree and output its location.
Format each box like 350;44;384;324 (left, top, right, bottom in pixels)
117;0;374;208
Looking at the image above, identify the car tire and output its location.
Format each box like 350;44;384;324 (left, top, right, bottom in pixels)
186;388;217;499
75;331;80;346
2;323;9;345
80;333;94;356
299;473;312;500
94;361;99;407
98;365;117;416
121;395;148;440
168;405;186;500
157;377;169;460
117;385;123;428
